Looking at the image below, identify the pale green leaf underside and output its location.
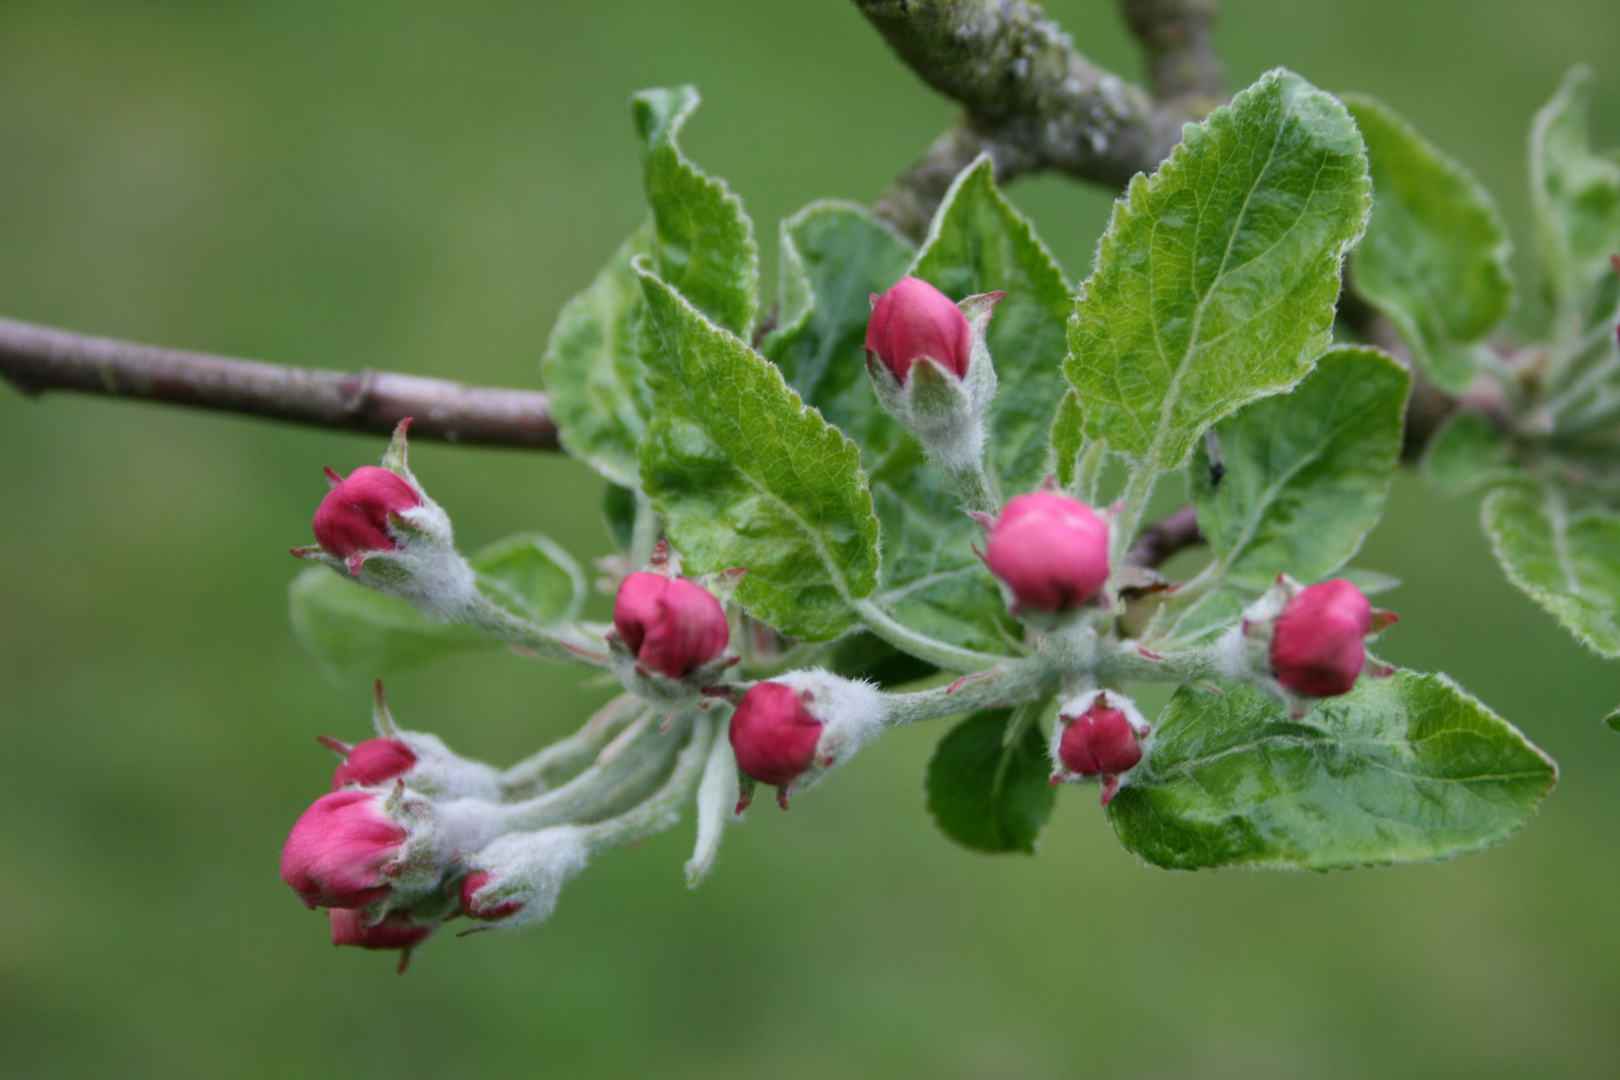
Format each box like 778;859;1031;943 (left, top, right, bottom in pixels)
540;224;654;487
1066;69;1371;471
1345;95;1513;393
913;157;1074;492
289;568;489;682
1530;66;1620;333
635;263;880;641
1107;673;1557;870
925;708;1056;854
632;86;759;336
288;535;586;680
1191;345;1408;589
1482;486;1620;657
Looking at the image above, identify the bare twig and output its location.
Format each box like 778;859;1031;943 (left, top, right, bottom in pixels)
1125;505;1203;569
0;316;559;450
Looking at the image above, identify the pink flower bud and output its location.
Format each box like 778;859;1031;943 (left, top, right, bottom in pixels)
729;681;823;787
280;790;405;909
330;738;418;790
459;870;524;922
613;572;730;679
1270;578;1374;698
312;465;420;564
983;492;1111;616
328;908;433;972
1058;701;1143;779
864;276;972;381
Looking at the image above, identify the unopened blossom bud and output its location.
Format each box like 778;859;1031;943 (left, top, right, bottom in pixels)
865;276;973;381
1271;578;1375;698
730;669;886;808
1058;701;1144;779
613;572;730;680
1050;691;1150;806
280;790;405;909
983;492;1111;619
330;738;418;790
729;682;823;788
328;909;433;972
1217;575;1398;717
457;827;590;931
459;870;524;922
312;466;420;566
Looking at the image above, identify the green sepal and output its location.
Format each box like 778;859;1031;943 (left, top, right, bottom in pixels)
1107;673;1557;870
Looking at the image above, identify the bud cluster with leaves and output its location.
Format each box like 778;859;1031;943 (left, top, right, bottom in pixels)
276;62;1620;968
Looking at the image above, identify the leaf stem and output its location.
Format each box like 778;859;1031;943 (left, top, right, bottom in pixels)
852;598;1013;673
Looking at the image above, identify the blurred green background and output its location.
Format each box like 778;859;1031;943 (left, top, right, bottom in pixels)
1;2;1618;1077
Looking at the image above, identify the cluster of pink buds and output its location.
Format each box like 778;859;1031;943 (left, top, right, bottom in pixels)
1218;575;1398;717
277;686;556;970
980;490;1112;624
863;276;1002;472
290;420;478;620
1049;691;1150;806
728;669;887;809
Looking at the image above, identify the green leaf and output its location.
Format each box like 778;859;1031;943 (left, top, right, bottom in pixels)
602;484;638;551
469;534;585;629
1482;486;1620;657
541;224;654;487
1191;345;1408;590
1530;66;1620;335
873;482;1019;653
1065;69;1371;472
1107;673;1557;870
1604;704;1620;732
757;200;1010;651
1050;390;1086;490
632;87;759;336
913;157;1074;492
759;200;914;457
925;707;1057;854
288;568;489;681
1336;567;1401;596
635;263;880;640
1423;412;1513;496
1344;95;1513;393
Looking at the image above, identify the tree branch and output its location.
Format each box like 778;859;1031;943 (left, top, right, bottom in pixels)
1125;505;1203;569
1116;0;1224;107
857;0;1199;240
0;316;559;450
